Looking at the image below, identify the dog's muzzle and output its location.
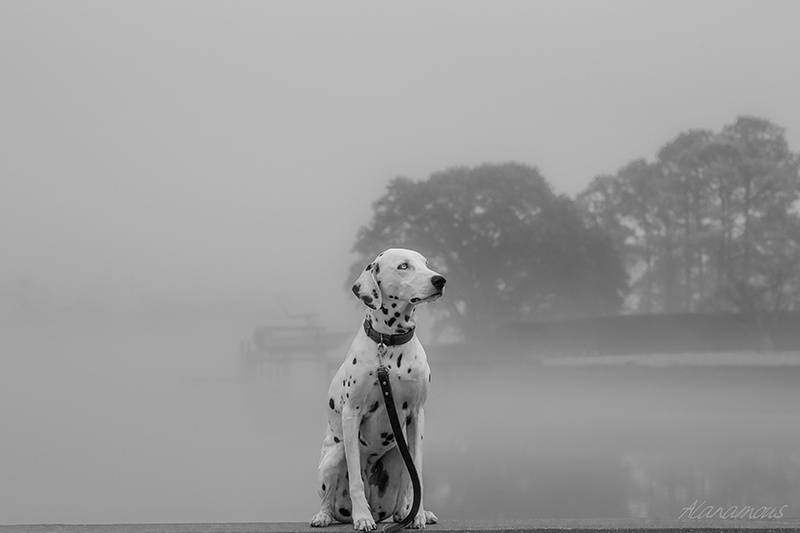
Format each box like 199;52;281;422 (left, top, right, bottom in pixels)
411;275;446;304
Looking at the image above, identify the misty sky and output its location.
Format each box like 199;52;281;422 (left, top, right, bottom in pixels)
2;1;799;329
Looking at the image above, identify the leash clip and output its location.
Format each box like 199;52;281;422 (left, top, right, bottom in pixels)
376;332;387;357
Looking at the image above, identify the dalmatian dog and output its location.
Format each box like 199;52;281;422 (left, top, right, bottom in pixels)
310;248;446;531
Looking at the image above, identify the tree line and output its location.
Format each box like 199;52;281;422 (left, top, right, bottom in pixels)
578;116;800;317
351;116;800;342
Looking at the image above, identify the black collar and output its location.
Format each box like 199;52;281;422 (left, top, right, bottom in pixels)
363;319;415;347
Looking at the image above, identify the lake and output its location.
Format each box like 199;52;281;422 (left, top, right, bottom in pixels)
2;317;798;523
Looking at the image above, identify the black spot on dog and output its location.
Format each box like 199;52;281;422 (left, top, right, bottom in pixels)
361;295;374;306
333;436;340;443
402;401;408;410
387;317;396;327
329;398;335;410
396;353;403;368
374;263;380;274
321;483;326;491
372;289;379;298
352;283;361;296
369;458;391;498
394;312;400;318
406;415;412;425
378;511;387;520
369;401;379;413
339;507;351;517
353;357;357;365
382;307;389;315
407;368;412;374
405;315;411;321
365;263;372;271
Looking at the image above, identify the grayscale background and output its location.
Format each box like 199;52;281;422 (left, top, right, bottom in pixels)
2;1;799;525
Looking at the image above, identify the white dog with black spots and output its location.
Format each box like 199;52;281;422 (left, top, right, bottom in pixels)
311;249;446;531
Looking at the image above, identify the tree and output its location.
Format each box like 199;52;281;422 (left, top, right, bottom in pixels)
578;159;665;312
709;117;799;293
350;163;628;340
703;118;800;345
656;129;715;311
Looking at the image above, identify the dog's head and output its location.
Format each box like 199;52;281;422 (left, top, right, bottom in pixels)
352;249;446;310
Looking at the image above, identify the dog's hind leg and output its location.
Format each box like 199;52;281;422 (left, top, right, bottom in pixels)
366;448;405;523
311;437;348;527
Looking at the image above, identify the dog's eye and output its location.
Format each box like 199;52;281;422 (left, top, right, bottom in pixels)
397;262;410;270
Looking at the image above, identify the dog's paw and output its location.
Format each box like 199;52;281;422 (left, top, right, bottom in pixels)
310;511;333;527
410;509;438;529
353;514;377;531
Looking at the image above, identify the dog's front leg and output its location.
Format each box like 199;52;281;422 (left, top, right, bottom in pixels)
404;408;438;529
343;405;376;531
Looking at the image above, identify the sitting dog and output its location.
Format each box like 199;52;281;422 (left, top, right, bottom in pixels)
310;248;446;531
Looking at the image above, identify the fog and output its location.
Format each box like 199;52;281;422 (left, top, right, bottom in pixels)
3;2;800;326
2;1;800;525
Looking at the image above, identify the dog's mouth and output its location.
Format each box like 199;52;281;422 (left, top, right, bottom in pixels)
410;291;443;304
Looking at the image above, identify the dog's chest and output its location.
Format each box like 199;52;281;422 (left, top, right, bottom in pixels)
350;346;429;454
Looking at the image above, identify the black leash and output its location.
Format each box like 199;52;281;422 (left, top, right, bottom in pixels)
377;364;421;533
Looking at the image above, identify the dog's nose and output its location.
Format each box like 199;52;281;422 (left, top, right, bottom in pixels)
431;275;446;291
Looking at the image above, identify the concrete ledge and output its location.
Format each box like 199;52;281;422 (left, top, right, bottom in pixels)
3;520;799;533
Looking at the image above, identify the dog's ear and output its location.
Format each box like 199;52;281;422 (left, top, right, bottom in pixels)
352;262;382;310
